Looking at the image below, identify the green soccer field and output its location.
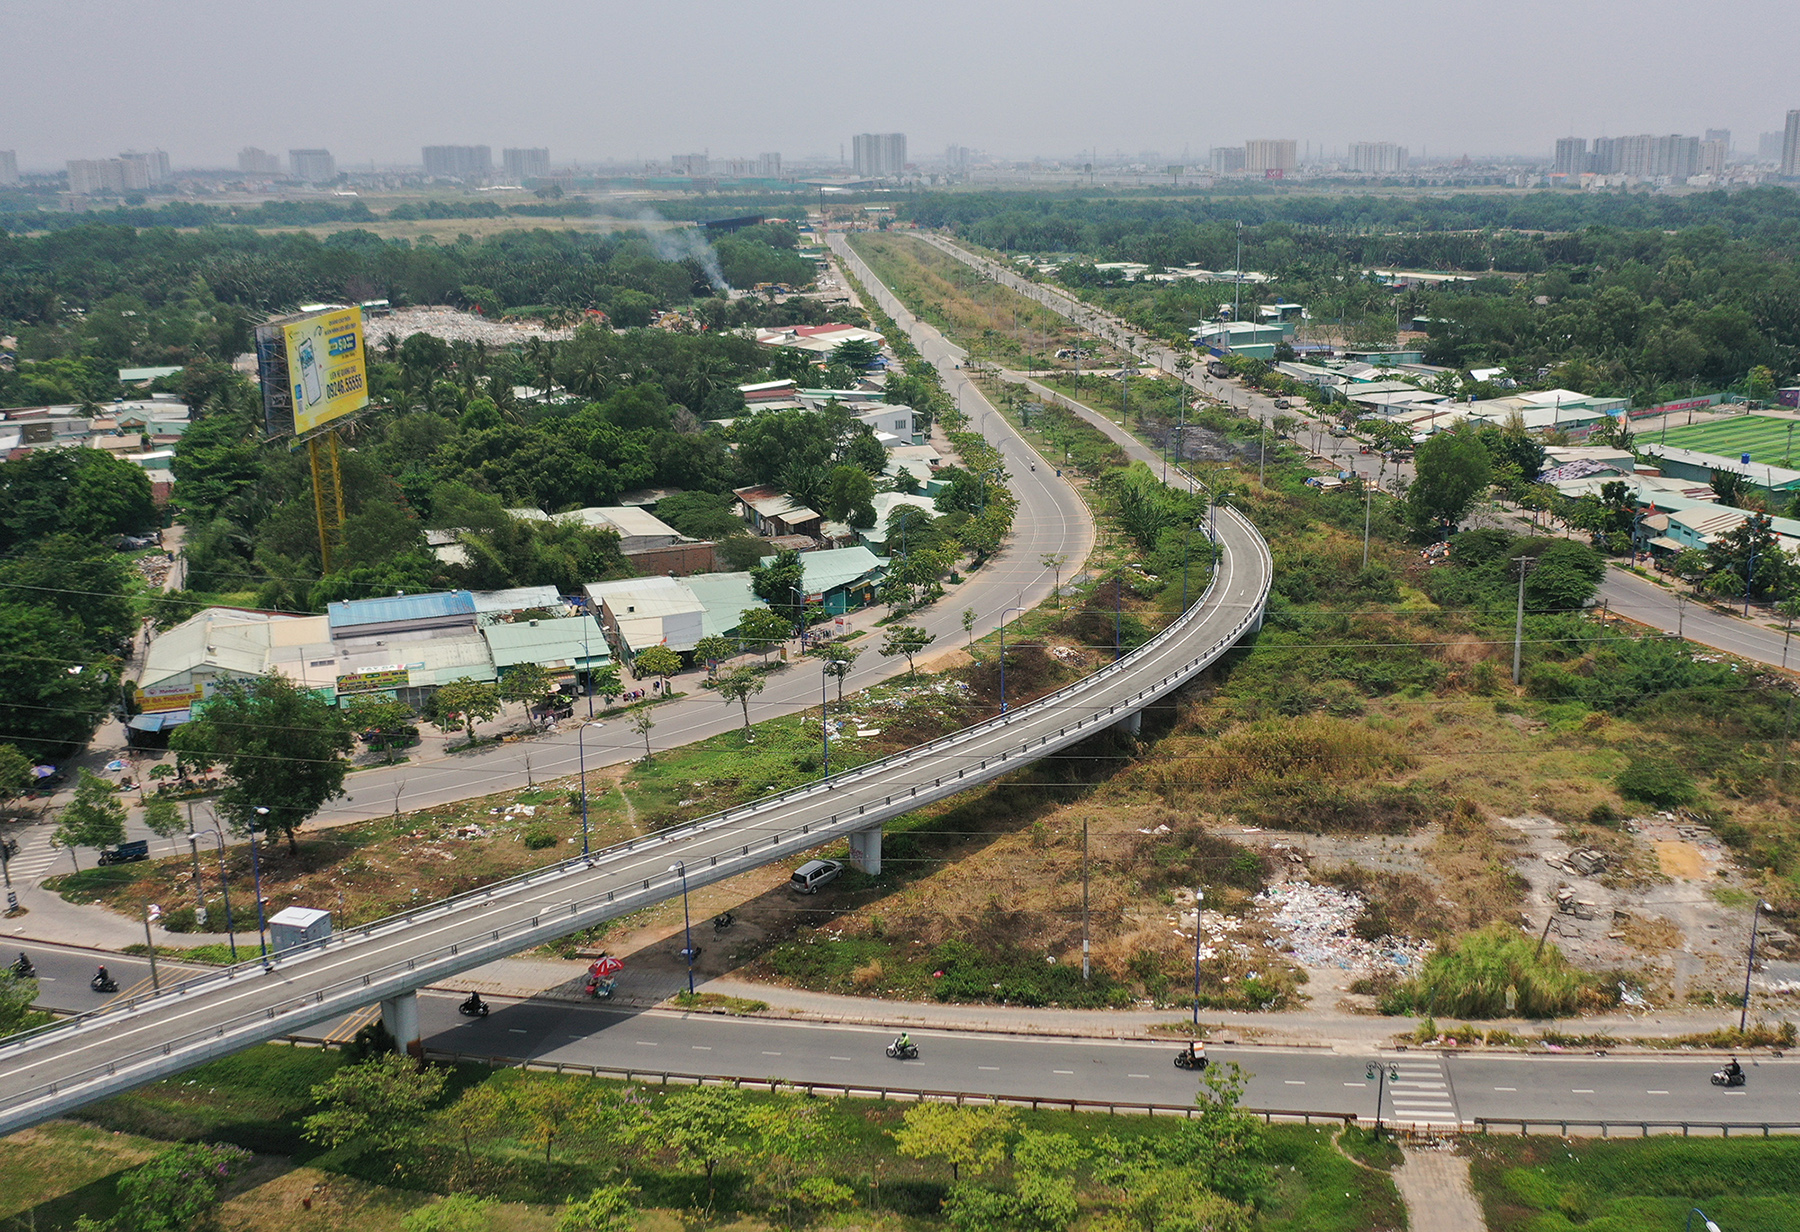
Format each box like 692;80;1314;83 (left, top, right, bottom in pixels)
1655;415;1800;464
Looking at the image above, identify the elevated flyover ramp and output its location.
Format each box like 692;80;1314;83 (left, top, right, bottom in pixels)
0;507;1269;1139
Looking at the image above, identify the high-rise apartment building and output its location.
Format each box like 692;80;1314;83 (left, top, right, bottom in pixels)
502;148;550;180
238;147;282;175
1601;134;1699;180
1705;128;1731;149
757;152;782;177
1210;146;1246;174
1699;139;1730;176
119;150;170;188
0;150;17;186
672;153;709;176
1244;139;1296;175
423;145;492;179
66;159;124;195
1349;142;1407;173
288;149;336;181
1783;111;1800;177
1759;131;1786;162
852;133;907;177
1553;137;1588;174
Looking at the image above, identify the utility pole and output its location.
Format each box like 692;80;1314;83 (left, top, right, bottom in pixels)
1362;478;1374;569
1081;818;1092;981
1512;555;1534;685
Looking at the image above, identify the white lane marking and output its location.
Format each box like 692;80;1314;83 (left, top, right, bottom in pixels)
1572;1089;1595;1094
1647;1089;1668;1095
1128;1073;1149;1079
830;1056;852;1062
1053;1069;1074;1075
1284;1080;1306;1085
691;1045;711;1051
508;1028;527;1034
635;1040;657;1046
762;1051;781;1056
1494;1086;1517;1091
980;1066;1000;1071
1345;1082;1367;1087
903;1060;924;1066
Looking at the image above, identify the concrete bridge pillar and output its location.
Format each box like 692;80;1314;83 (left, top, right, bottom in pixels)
847;825;883;876
381;991;422;1058
1117;710;1143;737
1250;602;1265;633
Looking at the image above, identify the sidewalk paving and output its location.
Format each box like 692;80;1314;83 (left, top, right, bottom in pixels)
1395;1145;1487;1232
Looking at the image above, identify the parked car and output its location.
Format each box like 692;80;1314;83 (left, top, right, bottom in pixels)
98;840;150;866
789;859;844;894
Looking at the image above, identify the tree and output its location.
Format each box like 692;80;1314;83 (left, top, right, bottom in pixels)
344;694;417;763
713;667;765;735
634;1087;756;1204
1707;512;1794;603
303;1054;447;1155
557;1184;640;1232
1710;468;1748;508
653;491;744;540
112;1142;252;1232
892;465;921;494
0;744;32;813
962;607;977;644
751;547;807;631
736;607;795;662
692;634;736;675
500;661;556;723
1405;430;1492;535
881;624;935;676
892;1103;1014;1183
403;1195;498;1232
830;337;881;371
587;663;622;707
808;642;862;700
825;464;876;525
1526;540;1606;611
428;677;503;744
1041;552;1067;606
629;709;655;759
632;645;681;687
141;795;186;846
167;676;353;854
51;770;127;871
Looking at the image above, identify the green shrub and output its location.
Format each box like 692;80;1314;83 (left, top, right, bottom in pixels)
157;904;199;933
1389;924;1589;1018
1614;757;1698;808
522;824;559;850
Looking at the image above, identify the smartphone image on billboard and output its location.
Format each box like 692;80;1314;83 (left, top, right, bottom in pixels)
298;334;324;406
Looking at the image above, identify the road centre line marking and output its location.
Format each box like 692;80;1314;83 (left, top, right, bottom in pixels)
830;1056;852;1062
508;1028;527;1034
1128;1073;1148;1079
1647;1090;1668;1094
1053;1070;1074;1075
1344;1082;1366;1087
1284;1080;1305;1085
635;1041;657;1046
691;1045;711;1050
1494;1087;1517;1091
763;1051;781;1056
980;1066;1000;1071
1572;1089;1595;1094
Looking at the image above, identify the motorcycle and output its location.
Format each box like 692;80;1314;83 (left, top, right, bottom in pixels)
91;971;118;993
885;1038;919;1060
585;977;617;999
11;953;34;978
1173;1049;1209;1071
713;912;736;933
458;994;489;1018
1712;1068;1747;1088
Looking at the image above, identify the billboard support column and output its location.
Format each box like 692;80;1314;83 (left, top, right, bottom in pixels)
309;431;347;574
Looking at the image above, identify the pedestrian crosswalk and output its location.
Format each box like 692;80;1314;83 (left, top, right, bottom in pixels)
6;842;73;883
1383;1055;1461;1129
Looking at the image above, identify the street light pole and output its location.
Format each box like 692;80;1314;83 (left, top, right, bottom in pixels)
670;861;696;994
1741;898;1772;1033
190;826;237;962
249;807;271;964
577;718;590;858
998;605;1025;712
1191;887;1204;1034
1512;556;1534;686
183;812;207;930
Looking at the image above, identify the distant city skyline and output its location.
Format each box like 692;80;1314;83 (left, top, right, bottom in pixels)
3;0;1798;171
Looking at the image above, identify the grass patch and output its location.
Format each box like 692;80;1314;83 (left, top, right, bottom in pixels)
669;991;770;1014
1469;1134;1800;1232
1337;1125;1404;1171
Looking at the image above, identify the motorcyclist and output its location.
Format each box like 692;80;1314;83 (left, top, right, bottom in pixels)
1186;1039;1207;1066
13;952;32;975
462;991;485;1013
896;1031;913;1053
92;965;112;989
1725;1056;1744;1080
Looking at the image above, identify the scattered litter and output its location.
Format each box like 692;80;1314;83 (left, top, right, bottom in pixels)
856;729;881;737
1136;823;1172;835
1253;880;1434;975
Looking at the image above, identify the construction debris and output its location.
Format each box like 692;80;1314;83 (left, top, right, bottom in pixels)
1253;880;1434;975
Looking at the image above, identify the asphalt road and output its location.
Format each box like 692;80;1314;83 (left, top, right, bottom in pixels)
417;994;1796;1130
0;243;1097;898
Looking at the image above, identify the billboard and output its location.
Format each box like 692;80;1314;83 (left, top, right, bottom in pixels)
335;665;410;695
255;306;369;438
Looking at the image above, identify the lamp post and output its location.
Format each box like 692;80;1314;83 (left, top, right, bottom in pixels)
820;659;847;778
1191;887;1204;1034
1366;1061;1399;1137
1741;898;1773;1033
788;584;806;642
188;826;237;962
669;861;696;994
577;716;591;858
998;605;1025;713
1685;1209;1722;1232
249;807;271;963
1181;519;1209;612
0;831;15;915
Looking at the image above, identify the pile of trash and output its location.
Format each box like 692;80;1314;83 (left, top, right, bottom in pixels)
1253;880;1434;975
364;306;576;347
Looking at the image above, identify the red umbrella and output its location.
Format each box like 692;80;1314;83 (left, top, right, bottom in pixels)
589;956;624;978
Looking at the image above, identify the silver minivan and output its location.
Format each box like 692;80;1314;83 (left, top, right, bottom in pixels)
789;859;844;894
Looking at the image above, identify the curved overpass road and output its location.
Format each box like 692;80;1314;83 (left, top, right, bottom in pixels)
0;492;1267;1135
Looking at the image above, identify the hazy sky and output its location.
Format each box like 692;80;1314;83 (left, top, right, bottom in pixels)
5;0;1799;170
